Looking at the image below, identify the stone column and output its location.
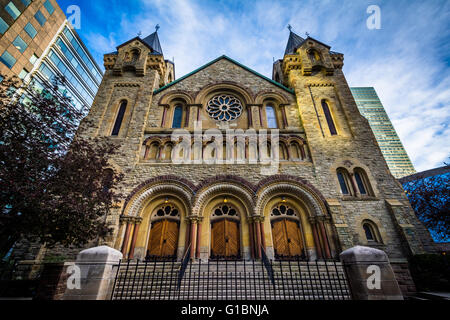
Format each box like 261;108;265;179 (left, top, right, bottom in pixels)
63;246;123;300
259;218;266;252
309;217;323;259
248;218;255;259
196;217;204;259
255;217;262;259
128;217;143;260
189;217;199;260
280;104;288;128
120;216;132;257
340;246;403;300
318;216;332;259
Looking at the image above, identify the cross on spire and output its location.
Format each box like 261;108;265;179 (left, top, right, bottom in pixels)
137;30;142;37
305;31;310;37
287;24;292;32
155;24;160;32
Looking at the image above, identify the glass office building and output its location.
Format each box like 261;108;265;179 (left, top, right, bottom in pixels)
350;87;416;178
0;0;102;114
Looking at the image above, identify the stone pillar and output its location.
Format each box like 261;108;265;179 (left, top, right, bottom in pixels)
318;217;332;259
128;217;142;260
309;217;323;259
189;218;198;260
248;218;255;259
196;217;203;259
340;246;403;300
120;217;132;257
259;218;266;252
63;246;122;300
255;217;262;259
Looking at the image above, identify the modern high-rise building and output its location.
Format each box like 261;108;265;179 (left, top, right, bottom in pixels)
0;0;102;113
350;87;416;178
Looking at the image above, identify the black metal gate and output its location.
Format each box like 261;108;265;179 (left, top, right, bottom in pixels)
110;256;351;300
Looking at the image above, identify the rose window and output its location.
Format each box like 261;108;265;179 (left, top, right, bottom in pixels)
206;94;243;122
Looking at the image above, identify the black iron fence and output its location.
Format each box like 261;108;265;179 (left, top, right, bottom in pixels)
111;256;351;300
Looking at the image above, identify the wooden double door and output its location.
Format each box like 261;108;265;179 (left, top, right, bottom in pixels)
271;219;304;258
211;219;240;258
147;219;179;258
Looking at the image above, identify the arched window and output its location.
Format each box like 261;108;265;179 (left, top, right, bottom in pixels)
309;50;321;62
131;49;140;62
111;100;127;136
279;142;288;160
354;168;373;196
321;100;337;135
266;105;277;128
172;105;183;128
362;220;382;243
336;168;352;195
289;141;304;160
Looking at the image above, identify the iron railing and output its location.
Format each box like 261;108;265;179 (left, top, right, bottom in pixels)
110;256;351;300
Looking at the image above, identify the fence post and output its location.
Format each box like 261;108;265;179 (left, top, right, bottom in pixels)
340;245;403;300
63;246;122;300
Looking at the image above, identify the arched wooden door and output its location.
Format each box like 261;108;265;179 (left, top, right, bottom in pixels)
211;219;240;259
147;219;179;259
271;219;304;259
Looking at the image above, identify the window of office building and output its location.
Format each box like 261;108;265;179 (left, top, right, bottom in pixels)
34;10;47;26
21;0;31;6
43;0;55;15
0;17;9;34
29;53;39;64
5;2;21;20
0;50;16;69
24;22;37;39
18;68;28;79
13;35;28;53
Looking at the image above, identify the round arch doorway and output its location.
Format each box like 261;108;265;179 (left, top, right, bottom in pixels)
270;203;306;260
210;204;241;259
146;203;180;260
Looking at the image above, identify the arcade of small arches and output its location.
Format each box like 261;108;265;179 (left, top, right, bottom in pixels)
141;136;309;163
114;175;381;262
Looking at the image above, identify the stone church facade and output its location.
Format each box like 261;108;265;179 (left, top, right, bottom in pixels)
69;30;435;293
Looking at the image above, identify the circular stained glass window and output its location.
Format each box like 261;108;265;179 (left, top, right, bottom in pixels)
206;94;243;122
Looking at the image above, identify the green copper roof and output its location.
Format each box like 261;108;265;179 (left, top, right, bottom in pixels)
154;55;294;95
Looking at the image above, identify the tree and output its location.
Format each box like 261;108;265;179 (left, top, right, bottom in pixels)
0;75;123;260
403;170;450;242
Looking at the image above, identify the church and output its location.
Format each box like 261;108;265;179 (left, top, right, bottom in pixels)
74;28;435;295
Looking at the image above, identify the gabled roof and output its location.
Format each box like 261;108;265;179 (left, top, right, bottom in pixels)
116;31;163;55
153;55;295;95
284;31;306;55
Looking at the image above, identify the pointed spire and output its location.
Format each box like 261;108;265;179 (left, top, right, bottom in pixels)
142;25;163;55
284;27;306;56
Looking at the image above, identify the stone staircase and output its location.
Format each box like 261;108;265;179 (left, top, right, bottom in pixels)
111;260;352;300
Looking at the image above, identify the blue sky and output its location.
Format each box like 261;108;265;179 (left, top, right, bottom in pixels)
56;0;450;172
